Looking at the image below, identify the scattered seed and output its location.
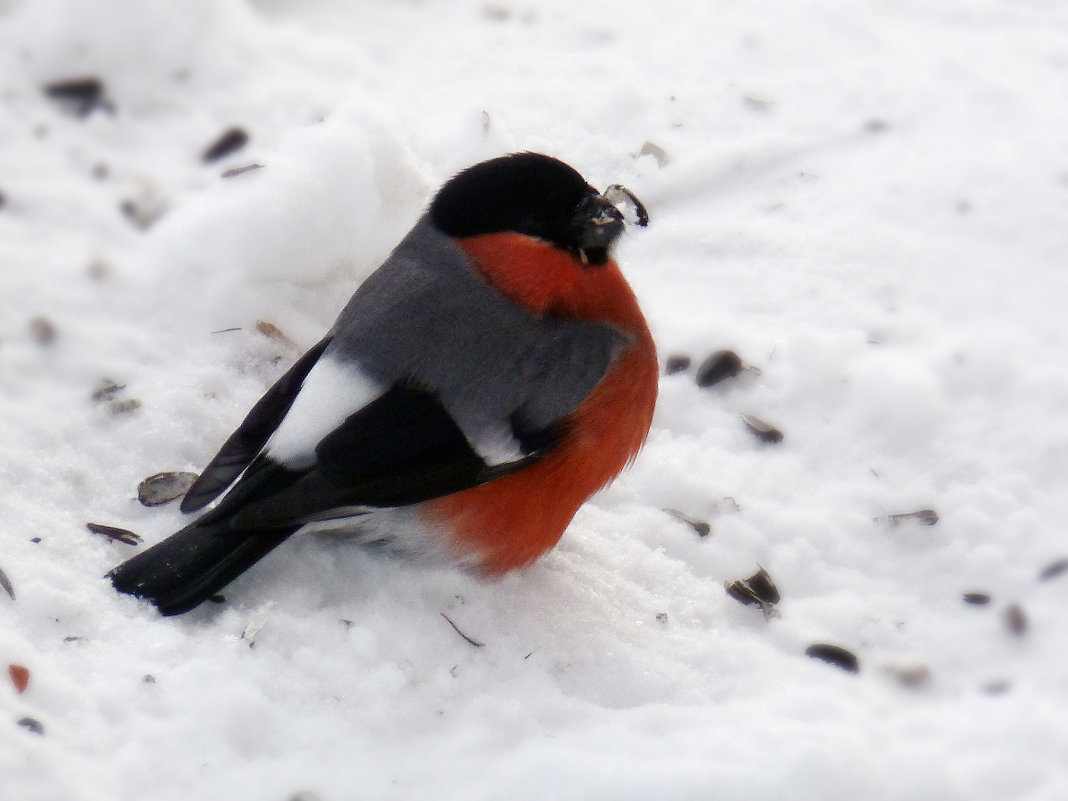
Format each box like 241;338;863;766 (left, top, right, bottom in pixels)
805;643;860;674
120;196;168;230
86;522;142;546
202;127;249;163
664;354;691;375
63;636;88;644
1003;603;1027;636
602;183;649;228
17;717;45;735
0;564;13;600
255;320;298;349
743;567;780;605
143;674;156;684
638;140;669;167
137;471;199;507
664;509;711;537
91;381;141;415
482;5;512;22
655;612;669;625
884;664;931;688
741;414;783;444
87;258;113;280
696;350;743;388
1038;558;1068;582
29;537;41;544
881;509;940;527
221;163;264;178
8;664;29;694
91;381;126;403
981;679;1011;696
109;398;142;415
441;613;484;647
43;77;111;117
28;316;57;345
725;566;780;618
962;592;992;606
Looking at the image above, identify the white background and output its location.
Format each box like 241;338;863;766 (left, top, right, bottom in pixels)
2;1;1067;799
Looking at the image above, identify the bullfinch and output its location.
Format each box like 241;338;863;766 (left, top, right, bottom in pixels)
109;152;658;615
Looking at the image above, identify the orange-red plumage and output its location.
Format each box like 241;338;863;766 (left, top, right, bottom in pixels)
108;153;657;615
426;234;658;573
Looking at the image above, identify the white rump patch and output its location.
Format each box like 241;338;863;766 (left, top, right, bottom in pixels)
467;420;526;467
265;355;384;467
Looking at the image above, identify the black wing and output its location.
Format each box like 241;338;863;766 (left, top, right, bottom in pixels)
180;337;332;512
196;381;546;531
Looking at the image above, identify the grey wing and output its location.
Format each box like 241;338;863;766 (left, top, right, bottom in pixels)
327;216;631;464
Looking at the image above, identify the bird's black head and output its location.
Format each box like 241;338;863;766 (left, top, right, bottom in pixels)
430;152;629;267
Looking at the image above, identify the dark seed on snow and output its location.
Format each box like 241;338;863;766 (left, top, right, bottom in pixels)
120;197;167;231
28;316;57;345
202;127;249;162
885;664;931;688
86;522;142;546
725;566;780;610
742;414;783;444
742;567;780;605
805;643;860;674
137;472;199;507
962;592;992;606
1038;558;1068;582
17;717;45;735
664;509;711;537
664;354;691;375
883;509;940;527
43;77;111;117
695;350;743;388
1003;603;1027;636
91;381;126;403
221;163;263;178
0;564;14;600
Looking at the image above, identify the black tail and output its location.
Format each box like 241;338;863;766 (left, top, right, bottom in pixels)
108;519;300;616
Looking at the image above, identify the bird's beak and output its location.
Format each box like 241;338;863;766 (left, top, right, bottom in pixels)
572;193;626;266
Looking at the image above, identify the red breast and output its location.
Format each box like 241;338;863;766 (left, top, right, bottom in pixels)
424;233;658;574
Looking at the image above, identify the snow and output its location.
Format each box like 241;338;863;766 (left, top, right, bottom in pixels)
3;0;1068;799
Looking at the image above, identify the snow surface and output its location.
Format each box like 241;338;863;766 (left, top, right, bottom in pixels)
3;1;1068;799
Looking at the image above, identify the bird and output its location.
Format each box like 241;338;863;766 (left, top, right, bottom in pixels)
108;152;659;615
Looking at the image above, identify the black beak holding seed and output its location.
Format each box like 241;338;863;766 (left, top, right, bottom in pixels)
571;185;648;267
